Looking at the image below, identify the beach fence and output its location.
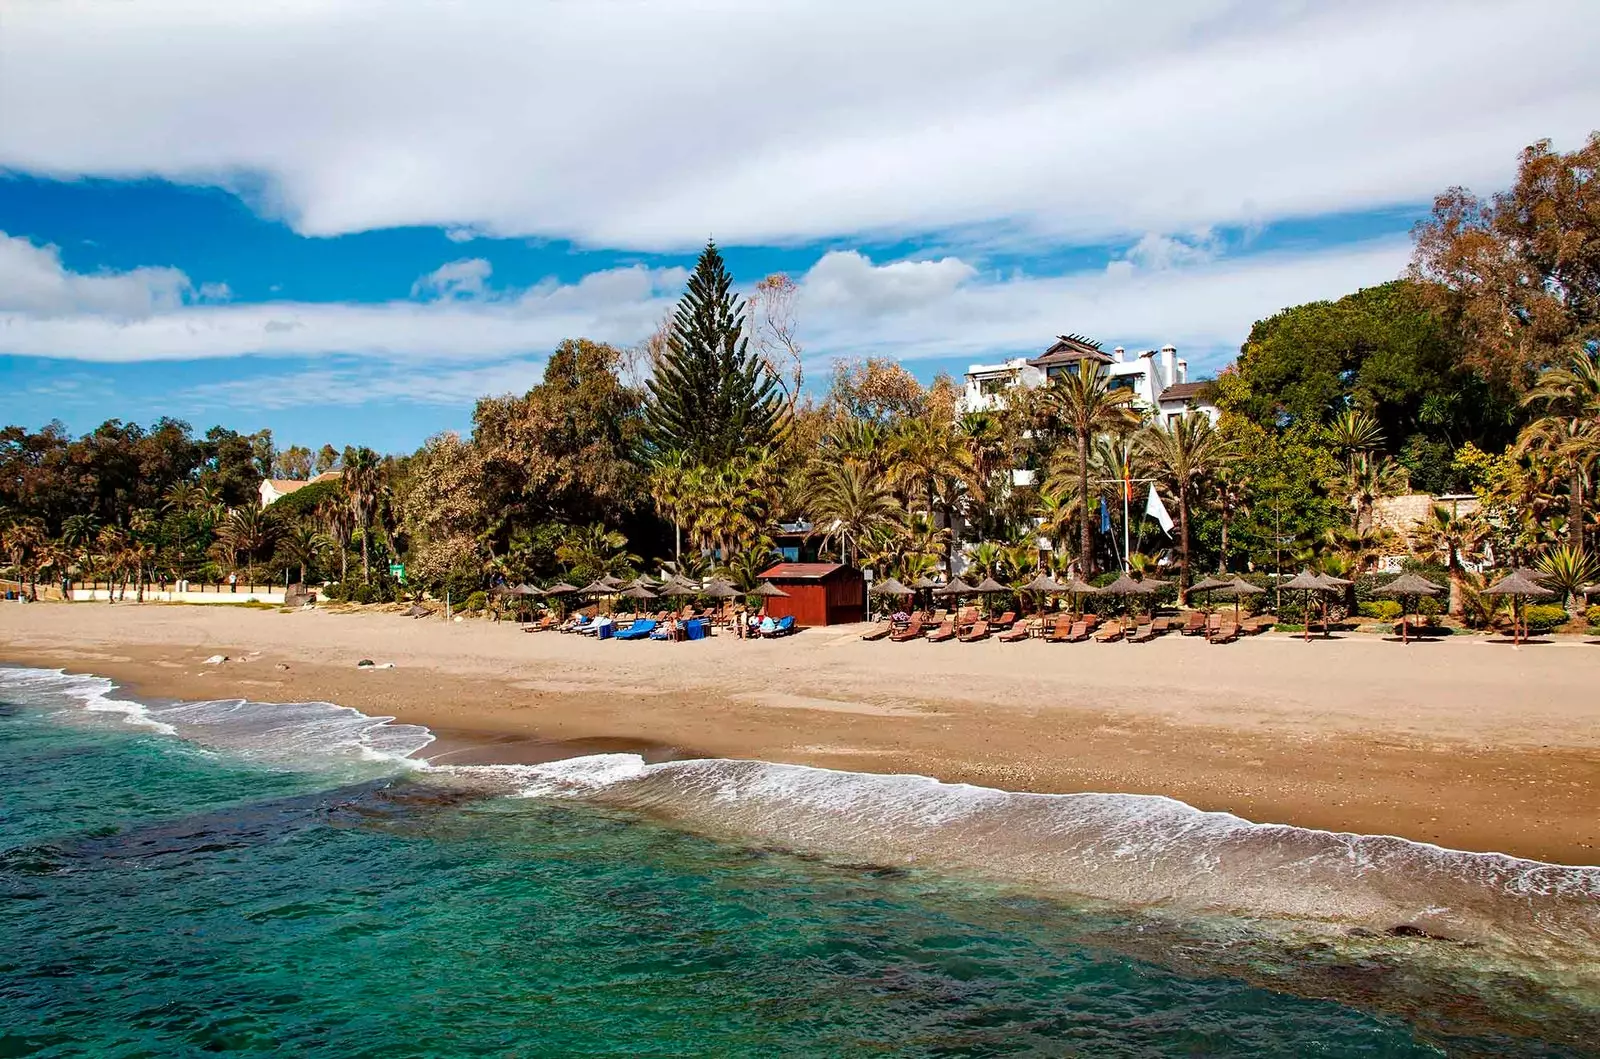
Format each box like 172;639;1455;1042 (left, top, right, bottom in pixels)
64;581;289;605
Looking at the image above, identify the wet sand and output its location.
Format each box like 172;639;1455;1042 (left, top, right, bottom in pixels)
2;602;1597;864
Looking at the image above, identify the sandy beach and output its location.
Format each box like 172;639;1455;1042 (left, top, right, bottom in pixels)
2;601;1597;865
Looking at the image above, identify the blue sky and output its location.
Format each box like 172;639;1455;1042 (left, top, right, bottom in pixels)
1;1;1595;455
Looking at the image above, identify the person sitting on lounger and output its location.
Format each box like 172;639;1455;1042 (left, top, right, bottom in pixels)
759;615;776;637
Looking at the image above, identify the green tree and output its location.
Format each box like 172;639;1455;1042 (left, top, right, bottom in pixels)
1414;505;1489;617
1037;361;1139;575
807;463;901;566
1518;350;1600;555
1136;412;1235;600
341;446;382;584
644;242;784;463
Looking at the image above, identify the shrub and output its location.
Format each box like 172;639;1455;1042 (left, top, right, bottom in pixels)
322;581;348;602
1358;600;1402;620
461;590;487;613
1522;604;1569;634
1587;605;1600;630
352;584;380;605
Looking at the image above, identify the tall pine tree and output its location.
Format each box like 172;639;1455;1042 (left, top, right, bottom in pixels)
645;241;784;463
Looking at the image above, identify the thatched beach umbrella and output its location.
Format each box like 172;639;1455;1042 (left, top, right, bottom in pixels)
599;574;626;589
1101;572;1162;621
1281;569;1330;642
618;584;657;601
752;581;790;598
972;575;1010;617
1482;569;1556;645
1058;576;1101;618
543;582;578;595
870;577;913;597
1215;577;1264;624
909;573;941;611
1374;572;1444;644
1188;575;1232;611
934;576;975;598
1018;573;1064;616
704;582;741;599
578;580;613;596
659;581;697;597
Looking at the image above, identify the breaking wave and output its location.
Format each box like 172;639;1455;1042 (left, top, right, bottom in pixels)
6;664;1598;993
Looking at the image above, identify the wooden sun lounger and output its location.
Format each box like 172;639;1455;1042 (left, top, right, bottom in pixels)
998;619;1035;642
990;611;1017;630
890;618;924;642
925;621;957;643
861;623;892;641
958;620;990;642
1044;616;1073;642
1205;613;1222;639
1210;621;1241;644
1182;612;1207;636
1127;622;1156;643
1094;621;1124;643
1151;617;1171;636
1242;615;1275;635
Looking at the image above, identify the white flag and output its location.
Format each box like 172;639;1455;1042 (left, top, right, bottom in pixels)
1145;484;1175;535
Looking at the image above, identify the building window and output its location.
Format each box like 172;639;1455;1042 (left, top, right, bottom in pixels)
1046;364;1080;381
1107;373;1142;392
978;376;1010;396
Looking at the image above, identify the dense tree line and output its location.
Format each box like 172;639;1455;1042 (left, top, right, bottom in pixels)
3;136;1597;625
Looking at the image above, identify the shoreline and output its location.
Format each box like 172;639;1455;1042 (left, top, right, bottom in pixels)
2;603;1597;865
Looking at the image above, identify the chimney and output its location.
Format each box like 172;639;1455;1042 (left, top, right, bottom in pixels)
1176;358;1188;384
1112;345;1125;363
1159;345;1177;389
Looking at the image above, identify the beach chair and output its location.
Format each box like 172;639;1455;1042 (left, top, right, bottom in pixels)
1211;621;1240;644
861;623;892;641
1242;615;1275;635
1094;621;1124;643
998;619;1034;643
990;611;1017;630
685;618;708;641
1182;612;1207;636
890;618;925;642
1151;617;1171;636
925;620;957;643
958;620;990;642
1081;614;1100;632
561;614;594;634
613;619;657;641
1205;613;1222;640
1062;620;1090;643
1127;622;1156;643
762;615;796;638
1044;616;1074;643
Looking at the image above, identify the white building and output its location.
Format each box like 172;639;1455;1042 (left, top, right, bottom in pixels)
960;335;1219;426
259;470;342;508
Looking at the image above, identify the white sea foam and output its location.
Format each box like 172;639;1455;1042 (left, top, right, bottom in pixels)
6;664;1598;985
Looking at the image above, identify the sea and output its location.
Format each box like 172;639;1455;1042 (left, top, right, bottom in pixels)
2;664;1597;1057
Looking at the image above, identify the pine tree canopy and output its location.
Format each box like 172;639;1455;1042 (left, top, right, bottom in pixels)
645;241;785;464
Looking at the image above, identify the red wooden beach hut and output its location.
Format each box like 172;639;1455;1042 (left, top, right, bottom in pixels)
756;563;865;627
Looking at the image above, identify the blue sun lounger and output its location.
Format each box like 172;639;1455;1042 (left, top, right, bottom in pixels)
614;619;656;641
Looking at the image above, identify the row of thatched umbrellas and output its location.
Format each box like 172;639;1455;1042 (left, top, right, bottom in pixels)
872;571;1178;622
492;574;790;604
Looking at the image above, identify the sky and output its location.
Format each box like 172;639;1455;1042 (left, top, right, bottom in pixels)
1;1;1596;455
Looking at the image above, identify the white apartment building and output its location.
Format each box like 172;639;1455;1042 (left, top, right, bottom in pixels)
960;334;1220;427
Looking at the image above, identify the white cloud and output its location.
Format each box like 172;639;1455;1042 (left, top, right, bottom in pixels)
412;257;494;300
1;2;1594;250
801;251;978;317
175;358;550;412
0;232;195;318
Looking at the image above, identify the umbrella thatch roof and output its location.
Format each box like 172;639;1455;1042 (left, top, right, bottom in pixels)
1060;577;1102;595
935;577;976;596
542;582;578;595
870;577;914;596
752;581;790;597
704;582;741;599
624;575;659;590
1019;573;1066;593
1189;575;1233;593
1375;573;1443;597
1282;569;1330;591
1482;570;1556;598
599;574;626;589
578;580;613;595
1102;573;1161;594
973;576;1010;593
660;582;697;596
1217;577;1265;596
911;575;942;590
618;584;657;599
1314;572;1353;588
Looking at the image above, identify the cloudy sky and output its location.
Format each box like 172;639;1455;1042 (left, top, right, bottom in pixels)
2;0;1595;452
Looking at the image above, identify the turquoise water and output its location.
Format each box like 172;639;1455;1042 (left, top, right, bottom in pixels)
2;669;1596;1057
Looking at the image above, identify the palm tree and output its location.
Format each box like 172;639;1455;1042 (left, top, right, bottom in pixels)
808;463;901;566
555;523;638;582
318;498;353;584
888;416;973;572
1521;350;1600;555
216;507;280;587
649;448;692;559
1336;452;1409;532
716;543;782;592
1326;408;1386;458
1536;543;1597;612
0;518;45;599
1038;361;1139;575
1136;412;1234;601
1214;467;1250;574
342;447;382;584
275;524;331;585
1414;505;1489;617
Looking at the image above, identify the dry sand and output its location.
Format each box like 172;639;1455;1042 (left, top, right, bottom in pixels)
2;602;1597;864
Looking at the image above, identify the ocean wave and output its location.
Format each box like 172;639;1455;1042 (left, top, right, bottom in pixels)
6;663;1598;987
